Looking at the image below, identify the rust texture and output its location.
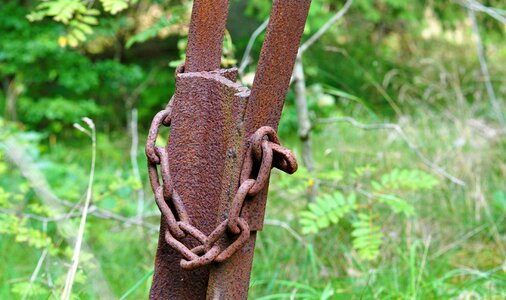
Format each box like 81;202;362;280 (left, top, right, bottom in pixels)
206;1;311;298
149;68;248;299
185;0;231;72
247;0;313;133
147;0;311;299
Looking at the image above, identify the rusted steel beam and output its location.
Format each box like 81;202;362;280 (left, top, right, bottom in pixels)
185;0;231;72
207;1;311;299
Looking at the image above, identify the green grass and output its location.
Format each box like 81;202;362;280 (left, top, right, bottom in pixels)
1;100;505;299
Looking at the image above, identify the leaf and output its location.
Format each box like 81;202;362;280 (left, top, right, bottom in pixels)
100;0;129;15
378;194;415;217
299;191;355;235
324;86;376;116
126;16;177;48
493;191;506;213
39;0;86;24
378;168;438;191
351;214;383;260
70;28;86;42
83;8;100;16
72;21;93;34
80;16;98;25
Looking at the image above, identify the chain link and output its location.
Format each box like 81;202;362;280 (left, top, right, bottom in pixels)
146;106;297;270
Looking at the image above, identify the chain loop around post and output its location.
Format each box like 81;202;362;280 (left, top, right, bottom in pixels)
146;106;297;270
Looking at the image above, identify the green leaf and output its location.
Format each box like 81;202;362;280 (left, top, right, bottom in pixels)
126;16;177;48
351;214;383;260
299;191;355;234
378;194;415;217
100;0;129;15
378;168;438;191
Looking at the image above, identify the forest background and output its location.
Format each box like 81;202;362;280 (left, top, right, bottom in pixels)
1;0;506;299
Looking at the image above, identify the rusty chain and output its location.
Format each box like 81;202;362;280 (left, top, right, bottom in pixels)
146;103;297;270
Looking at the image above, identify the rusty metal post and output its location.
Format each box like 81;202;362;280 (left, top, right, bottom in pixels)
185;0;231;72
146;1;311;299
207;1;311;299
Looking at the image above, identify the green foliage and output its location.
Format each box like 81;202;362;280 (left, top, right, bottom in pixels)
20;97;102;132
299;168;437;260
27;0;135;46
11;282;48;298
377;194;415;217
0;214;57;253
2;0;506;298
27;0;102;47
126;16;178;48
373;168;439;191
27;0;87;24
300;192;355;234
351;213;383;261
101;0;130;15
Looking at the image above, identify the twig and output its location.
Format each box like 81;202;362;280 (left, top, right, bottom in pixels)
2;129;114;298
0;207;159;231
125;67;160;109
466;7;505;124
264;219;306;245
460;0;506;24
0;208;83;223
129;109;145;221
92;209;158;231
298;0;353;56
413;235;431;298
22;222;49;300
430;223;488;259
290;0;354;201
317;116;466;186
61;118;97;300
238;18;269;77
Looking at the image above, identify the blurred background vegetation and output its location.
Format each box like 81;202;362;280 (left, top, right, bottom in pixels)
1;0;506;298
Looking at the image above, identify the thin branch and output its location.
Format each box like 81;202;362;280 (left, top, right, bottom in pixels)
317;116;466;186
466;7;505;124
22;222;49;300
61;118;96;300
2;131;114;298
129;108;145;221
298;0;353;56
0;207;158;231
0;208;84;223
92;209;158;231
430;223;488;259
460;0;506;24
125;67;160;109
238;18;269;77
264;219;307;245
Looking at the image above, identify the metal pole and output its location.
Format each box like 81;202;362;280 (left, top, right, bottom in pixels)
185;0;231;72
207;1;311;299
150;1;230;298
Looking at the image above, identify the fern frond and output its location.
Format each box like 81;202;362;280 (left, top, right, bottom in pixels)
377;194;415;217
351;213;383;260
299;192;355;234
374;168;438;191
100;0;129;15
